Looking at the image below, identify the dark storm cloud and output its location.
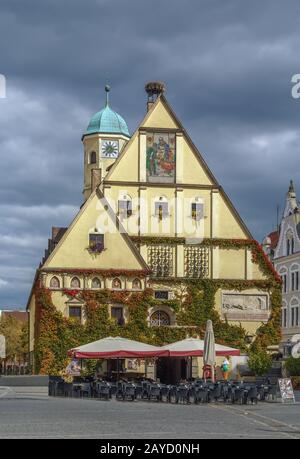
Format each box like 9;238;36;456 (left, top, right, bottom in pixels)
0;0;300;307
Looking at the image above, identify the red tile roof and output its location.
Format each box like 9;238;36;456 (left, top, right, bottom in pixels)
267;230;279;249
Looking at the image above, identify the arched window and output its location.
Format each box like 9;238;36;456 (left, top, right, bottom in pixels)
282;300;288;328
132;278;142;290
150;310;171;327
279;267;288;293
286;230;294;256
112;278;122;290
70;277;81;289
50;276;60;289
91;277;101;289
89;151;97;164
291;264;300;292
290;298;300;328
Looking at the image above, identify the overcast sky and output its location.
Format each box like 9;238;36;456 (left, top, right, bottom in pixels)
1;0;300;309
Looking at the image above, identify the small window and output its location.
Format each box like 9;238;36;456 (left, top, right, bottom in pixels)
150;310;171;327
281;274;287;293
292;272;299;291
132;278;142;290
286;231;294;256
89;233;104;254
111;307;124;326
282;308;287;328
89;151;97;164
70;277;81;289
118;199;132;218
50;276;60;289
191;203;204;221
154;291;169;300
155;201;168;220
69;306;82;322
91;277;101;289
112;278;122;290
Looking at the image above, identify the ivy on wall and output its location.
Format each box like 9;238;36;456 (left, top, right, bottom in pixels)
34;278;281;375
33;237;282;374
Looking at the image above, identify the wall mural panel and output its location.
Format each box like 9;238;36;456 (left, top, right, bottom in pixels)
222;293;270;322
146;132;176;183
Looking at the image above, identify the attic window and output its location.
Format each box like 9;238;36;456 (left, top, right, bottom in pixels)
191;202;204;221
155;200;168;220
89;233;104;254
118;199;132;218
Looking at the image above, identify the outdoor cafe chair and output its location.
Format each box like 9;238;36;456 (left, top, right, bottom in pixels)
148;383;161;401
141;381;151;399
63;382;74;398
266;384;278;402
73;382;92;398
244;385;258;405
207;383;222;403
169;386;179;404
231;385;246;405
195;385;209;404
96;381;111;401
160;384;171;403
176;384;190;404
122;382;136;401
134;382;143;400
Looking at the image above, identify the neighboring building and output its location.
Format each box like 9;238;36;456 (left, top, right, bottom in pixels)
263;181;300;345
0;310;28;322
27;82;279;374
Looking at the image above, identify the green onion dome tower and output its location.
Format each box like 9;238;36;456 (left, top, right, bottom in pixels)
82;85;130;201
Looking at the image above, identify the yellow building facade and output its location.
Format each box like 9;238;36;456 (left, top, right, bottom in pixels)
27;82;280;375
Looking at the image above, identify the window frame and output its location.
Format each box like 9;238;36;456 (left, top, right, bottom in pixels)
70;277;81;289
89;233;105;254
69;305;82;322
89;151;97;165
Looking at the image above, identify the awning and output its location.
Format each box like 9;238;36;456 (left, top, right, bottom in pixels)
68;336;168;359
162;338;240;357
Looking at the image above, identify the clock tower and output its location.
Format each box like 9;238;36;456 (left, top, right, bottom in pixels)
82;85;130;201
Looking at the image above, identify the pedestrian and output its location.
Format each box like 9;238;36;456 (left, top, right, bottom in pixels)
221;357;230;381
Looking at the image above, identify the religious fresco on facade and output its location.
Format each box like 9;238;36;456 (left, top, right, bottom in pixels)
146;132;176;182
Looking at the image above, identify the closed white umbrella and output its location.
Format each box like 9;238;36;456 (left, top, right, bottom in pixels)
203;320;216;382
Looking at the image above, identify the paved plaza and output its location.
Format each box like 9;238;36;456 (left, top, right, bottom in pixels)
0;387;299;439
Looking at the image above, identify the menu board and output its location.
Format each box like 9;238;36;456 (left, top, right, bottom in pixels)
278;379;295;403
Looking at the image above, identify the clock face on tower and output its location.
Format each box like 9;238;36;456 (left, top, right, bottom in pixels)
101;139;119;158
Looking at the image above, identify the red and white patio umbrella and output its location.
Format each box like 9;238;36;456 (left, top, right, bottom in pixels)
162;338;240;357
68;336;168;359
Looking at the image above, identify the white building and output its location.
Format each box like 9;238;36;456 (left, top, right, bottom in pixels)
263;181;300;345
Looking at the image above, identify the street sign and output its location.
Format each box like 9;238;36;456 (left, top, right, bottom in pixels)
278;378;295;404
0;335;5;359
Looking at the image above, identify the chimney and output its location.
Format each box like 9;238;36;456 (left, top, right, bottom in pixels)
145;81;166;111
91;168;102;191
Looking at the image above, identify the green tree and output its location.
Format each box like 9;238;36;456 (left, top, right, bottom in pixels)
284;357;300;376
248;346;272;376
0;315;28;362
